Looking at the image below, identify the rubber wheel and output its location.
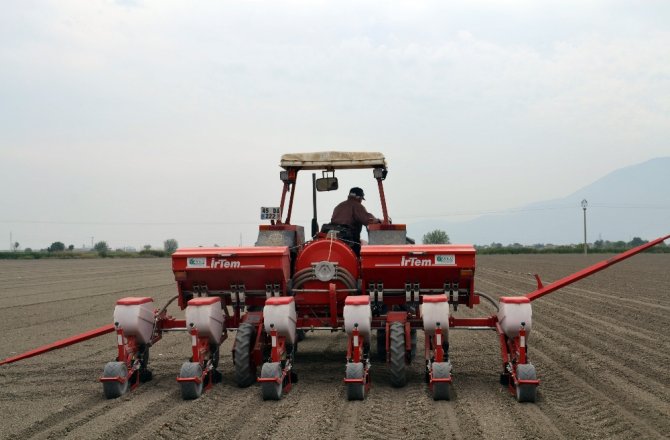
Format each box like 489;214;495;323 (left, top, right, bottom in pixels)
516;363;537;403
102;361;129;399
234;323;257;387
345;362;366;401
432;362;452;401
389;322;407;387
261;362;283;401
376;329;387;361
179;362;204;400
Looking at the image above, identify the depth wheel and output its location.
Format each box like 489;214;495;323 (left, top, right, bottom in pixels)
102;361;129;399
345;362;366;401
432;362;452;401
389;322;407;387
179;362;204;400
516;363;537;403
261;362;283;401
234;323;258;387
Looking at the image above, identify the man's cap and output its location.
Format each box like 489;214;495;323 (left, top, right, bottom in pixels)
349;187;365;200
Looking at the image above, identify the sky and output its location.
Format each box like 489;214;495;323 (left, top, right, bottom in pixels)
1;0;669;250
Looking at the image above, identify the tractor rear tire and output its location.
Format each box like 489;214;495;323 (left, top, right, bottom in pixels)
516;363;537;403
261;362;283;401
345;362;366;401
102;361;129;399
179;362;204;400
389;322;407;387
431;362;452;401
234;323;257;387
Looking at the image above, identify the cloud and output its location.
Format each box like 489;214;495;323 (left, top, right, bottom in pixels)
1;1;669;247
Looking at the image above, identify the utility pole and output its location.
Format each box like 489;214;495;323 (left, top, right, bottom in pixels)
581;199;588;255
91;236;94;249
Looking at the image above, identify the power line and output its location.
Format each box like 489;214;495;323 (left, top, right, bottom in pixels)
0;204;668;226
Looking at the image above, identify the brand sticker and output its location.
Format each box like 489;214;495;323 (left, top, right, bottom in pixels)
186;257;206;268
435;254;456;265
401;255;432;266
211;259;241;269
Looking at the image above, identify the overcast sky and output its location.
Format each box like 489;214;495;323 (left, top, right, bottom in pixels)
1;0;668;250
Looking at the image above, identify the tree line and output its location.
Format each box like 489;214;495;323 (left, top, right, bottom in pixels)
1;239;180;259
421;229;669;254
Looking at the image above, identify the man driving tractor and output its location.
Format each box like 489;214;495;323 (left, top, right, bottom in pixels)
330;187;381;255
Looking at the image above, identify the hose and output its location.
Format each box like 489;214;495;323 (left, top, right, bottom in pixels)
148;295;180;346
475;291;499;312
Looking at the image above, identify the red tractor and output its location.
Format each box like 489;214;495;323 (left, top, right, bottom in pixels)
170;151;468;400
3;151;668;403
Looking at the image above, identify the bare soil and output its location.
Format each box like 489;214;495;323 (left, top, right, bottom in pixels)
0;254;668;439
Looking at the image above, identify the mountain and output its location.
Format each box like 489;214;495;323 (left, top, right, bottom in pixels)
407;157;670;245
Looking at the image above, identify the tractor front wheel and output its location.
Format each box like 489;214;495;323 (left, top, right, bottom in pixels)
389;322;407;387
234;323;257;387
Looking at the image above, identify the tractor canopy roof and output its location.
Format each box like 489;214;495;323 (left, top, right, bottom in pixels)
280;151;386;170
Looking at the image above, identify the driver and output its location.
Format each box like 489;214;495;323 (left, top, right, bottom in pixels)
330;187;381;255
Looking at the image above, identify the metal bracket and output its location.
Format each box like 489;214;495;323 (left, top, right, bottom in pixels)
232;284;246;307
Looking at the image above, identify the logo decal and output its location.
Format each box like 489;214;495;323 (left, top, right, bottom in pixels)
435;254;456;265
186;257;206;268
211;259;241;269
401;255;432;267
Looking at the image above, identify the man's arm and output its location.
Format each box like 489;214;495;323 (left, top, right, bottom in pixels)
353;203;380;225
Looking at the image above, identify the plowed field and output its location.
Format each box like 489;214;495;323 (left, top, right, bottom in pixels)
1;255;669;439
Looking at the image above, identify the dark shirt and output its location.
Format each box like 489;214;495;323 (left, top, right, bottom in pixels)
331;197;378;238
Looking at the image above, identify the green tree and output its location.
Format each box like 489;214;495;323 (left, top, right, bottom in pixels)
164;239;179;254
629;237;647;247
143;244;152;251
48;241;65;252
68;244;74;251
94;241;110;256
423;229;450;244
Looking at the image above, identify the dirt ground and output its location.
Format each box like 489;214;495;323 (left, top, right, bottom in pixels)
0;254;668;440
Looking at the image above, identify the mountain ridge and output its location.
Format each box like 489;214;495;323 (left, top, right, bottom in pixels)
407;157;670;245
